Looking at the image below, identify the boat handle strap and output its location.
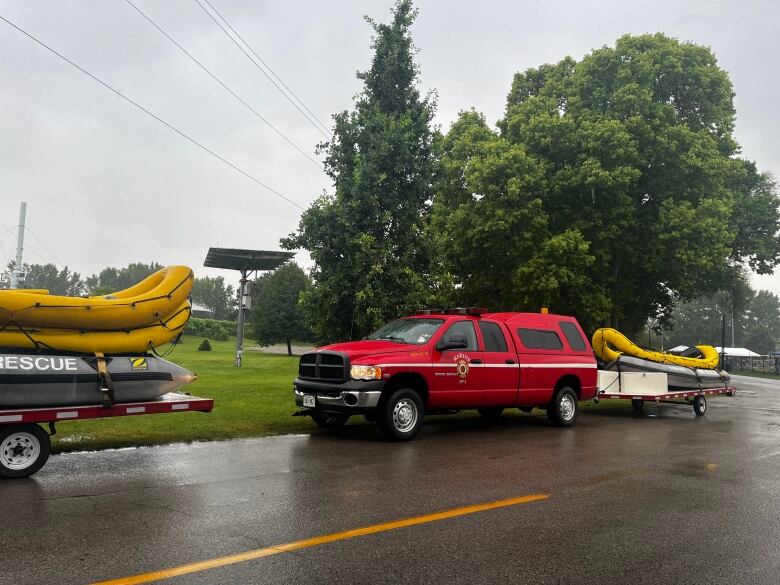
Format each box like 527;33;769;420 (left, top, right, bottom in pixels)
95;352;115;408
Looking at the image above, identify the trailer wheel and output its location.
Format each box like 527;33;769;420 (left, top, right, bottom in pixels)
631;399;644;412
547;387;578;427
693;395;707;416
0;424;51;479
377;388;424;442
310;413;350;428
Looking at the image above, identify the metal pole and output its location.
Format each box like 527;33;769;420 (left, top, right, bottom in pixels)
720;311;726;370
731;311;735;348
9;202;26;289
235;270;247;367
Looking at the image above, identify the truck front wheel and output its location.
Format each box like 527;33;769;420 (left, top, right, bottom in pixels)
547;387;578;427
377;388;424;442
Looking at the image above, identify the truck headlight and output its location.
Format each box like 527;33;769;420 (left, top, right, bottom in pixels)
350;365;382;380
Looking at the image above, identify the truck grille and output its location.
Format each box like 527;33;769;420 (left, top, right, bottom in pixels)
298;351;347;382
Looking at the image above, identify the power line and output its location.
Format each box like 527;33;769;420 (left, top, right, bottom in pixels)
0;14;304;210
199;0;332;137
194;0;332;140
24;225;63;266
123;0;323;171
23;241;49;264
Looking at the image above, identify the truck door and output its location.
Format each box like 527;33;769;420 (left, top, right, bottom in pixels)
430;320;483;408
477;320;520;406
513;327;566;405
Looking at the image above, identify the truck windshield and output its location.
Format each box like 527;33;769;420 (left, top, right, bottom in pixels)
366;318;444;345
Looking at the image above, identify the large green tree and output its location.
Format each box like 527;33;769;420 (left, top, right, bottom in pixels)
433;34;780;334
191;276;236;321
282;0;436;343
19;263;83;296
251;262;313;355
743;289;780;354
85;262;162;295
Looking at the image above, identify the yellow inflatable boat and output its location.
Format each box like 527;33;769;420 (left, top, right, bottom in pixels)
0;266;193;330
0;266;193;354
592;328;720;369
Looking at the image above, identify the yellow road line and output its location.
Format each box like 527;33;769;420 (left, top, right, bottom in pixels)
93;493;550;585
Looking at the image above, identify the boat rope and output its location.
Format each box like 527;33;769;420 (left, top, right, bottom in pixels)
151;331;183;358
0;319;50;351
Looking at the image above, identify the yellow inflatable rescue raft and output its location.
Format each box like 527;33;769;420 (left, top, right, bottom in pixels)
0;266;193;354
592;328;720;369
0;266;193;330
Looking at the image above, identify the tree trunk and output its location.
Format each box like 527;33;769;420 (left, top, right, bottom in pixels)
286;337;292;356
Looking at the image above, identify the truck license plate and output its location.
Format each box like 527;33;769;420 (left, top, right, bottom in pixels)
303;394;315;408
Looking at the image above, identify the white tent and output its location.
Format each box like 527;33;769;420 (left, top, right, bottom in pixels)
714;347;762;357
668;345;689;352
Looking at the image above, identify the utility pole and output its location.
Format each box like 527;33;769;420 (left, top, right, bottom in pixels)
731;310;735;348
234;270;252;367
9;202;26;289
720;311;726;370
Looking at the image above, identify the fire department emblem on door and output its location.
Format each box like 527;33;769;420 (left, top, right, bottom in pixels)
453;353;470;379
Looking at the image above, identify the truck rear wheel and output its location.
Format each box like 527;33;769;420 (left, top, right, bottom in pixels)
547;387;578;427
0;424;51;479
377;388;424;442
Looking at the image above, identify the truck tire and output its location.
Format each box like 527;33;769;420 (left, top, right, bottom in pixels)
0;424;51;479
311;413;350;428
477;407;503;421
377;388;424;442
547;387;578;427
631;398;645;412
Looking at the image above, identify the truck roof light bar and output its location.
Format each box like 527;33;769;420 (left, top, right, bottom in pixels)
416;307;488;316
415;308;445;315
444;307;488;316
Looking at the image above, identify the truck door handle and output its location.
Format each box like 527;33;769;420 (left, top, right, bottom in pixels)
505;359;516;364
472;359;483;364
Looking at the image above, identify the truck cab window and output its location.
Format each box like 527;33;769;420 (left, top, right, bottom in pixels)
478;321;508;352
443;321;478;351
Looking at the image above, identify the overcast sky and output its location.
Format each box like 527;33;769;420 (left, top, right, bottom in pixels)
0;0;778;296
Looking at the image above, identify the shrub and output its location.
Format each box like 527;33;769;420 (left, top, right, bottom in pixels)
184;317;234;341
198;339;212;352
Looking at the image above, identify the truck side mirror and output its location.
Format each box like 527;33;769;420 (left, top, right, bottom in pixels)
436;335;468;351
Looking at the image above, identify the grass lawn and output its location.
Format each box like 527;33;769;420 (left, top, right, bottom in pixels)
51;335;317;453
50;335;630;453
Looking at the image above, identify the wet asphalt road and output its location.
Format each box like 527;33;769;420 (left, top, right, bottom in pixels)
2;374;779;585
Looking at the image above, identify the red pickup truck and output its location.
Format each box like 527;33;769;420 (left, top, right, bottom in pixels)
294;308;597;441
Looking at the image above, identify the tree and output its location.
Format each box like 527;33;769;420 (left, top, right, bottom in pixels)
191;276;236;321
19;263;83;296
251;263;312;355
85;262;162;295
282;0;436;343
742;289;780;353
432;34;780;335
